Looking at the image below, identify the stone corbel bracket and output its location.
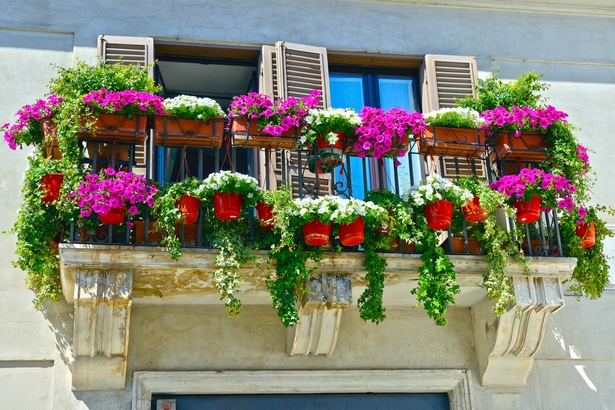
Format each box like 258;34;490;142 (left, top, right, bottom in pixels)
72;269;133;390
472;275;565;387
287;273;352;356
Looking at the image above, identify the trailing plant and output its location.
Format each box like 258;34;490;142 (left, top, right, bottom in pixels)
162;95;225;120
456;69;549;112
151;177;203;260
2;94;63;151
200;170;261;206
357;223;390;324
364;189;422;244
300;107;361;147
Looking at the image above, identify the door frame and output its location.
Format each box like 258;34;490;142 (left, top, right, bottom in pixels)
133;369;474;410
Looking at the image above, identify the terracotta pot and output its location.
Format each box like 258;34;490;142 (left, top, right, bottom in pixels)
316;134;344;168
339;217;365;246
176;194;200;225
462;195;487;223
98;206;126;225
491;131;549;162
213;192;243;221
386;237;401;251
416;126;483;158
576;222;596;249
154;115;225;149
423;199;454;230
401;240;417;252
133;221;163;245
303;219;331;246
256;201;274;230
78;114;147;144
230;117;299;149
512;195;541;223
40;173;64;204
447;237;482;254
41;117;63;159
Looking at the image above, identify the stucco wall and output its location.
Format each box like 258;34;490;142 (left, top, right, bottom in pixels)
1;1;614;409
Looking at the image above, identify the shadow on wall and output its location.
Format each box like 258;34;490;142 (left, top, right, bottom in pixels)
41;295;73;367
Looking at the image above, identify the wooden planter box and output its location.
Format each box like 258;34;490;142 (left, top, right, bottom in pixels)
415;126;484;158
343;133;409;157
230;117;300;149
154;116;225;149
490;131;549;161
78;114;147;144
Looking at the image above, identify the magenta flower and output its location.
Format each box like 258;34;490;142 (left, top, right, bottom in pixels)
82;89;165;117
2;94;63;150
480;105;568;137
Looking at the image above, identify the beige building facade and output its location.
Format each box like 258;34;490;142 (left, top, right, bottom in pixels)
1;1;615;409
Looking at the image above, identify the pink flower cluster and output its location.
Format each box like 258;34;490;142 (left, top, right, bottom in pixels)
71;168;157;219
82;88;165;117
2;95;63;150
489;167;576;212
228;90;321;136
355;107;425;165
577;144;590;172
481;105;568;137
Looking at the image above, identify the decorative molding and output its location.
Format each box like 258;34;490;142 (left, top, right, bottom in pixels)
72;269;133;390
132;370;474;410
287;274;352;355
472;276;565;387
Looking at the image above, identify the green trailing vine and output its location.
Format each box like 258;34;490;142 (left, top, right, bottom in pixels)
413;218;460;326
357;226;389;324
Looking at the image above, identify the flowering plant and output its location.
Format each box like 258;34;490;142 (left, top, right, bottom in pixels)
228;90;321;136
355;107;424;165
289;195;339;225
480;105;568;137
71;167;157;221
82;88;165;118
300;108;361;147
488;168;577;211
405;174;473;208
424;107;484;129
200;171;261;207
2;95;63;150
330;197;387;224
162;95;225;121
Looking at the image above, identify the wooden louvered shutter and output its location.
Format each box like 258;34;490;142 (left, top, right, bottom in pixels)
258;42;332;196
97;35;154;174
421;55;484;179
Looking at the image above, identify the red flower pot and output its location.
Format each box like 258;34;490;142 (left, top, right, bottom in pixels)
424;199;454;230
316;134;344;168
576;222;596;248
213;192;243;220
339;217;365;246
303;219;332;246
256;201;274;230
462;195;487;223
176;194;200;224
99;206;126;225
512;195;541;223
40;173;64;204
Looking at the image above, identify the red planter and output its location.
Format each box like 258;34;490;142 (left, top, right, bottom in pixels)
256;201;274;230
576;222;596;248
316;134;344;168
339;217;365;246
462;195;487;223
99;206;126;225
213;192;243;221
176;194;200;224
303;219;332;246
512;195;541;223
423;199;454;230
40;173;64;203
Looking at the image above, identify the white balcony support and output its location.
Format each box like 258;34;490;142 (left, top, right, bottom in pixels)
72;269;133;390
471;276;565;387
287;274;352;356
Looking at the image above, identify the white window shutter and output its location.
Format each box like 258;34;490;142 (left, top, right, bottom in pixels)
421;54;484;179
257;42;332;196
98;35;154;172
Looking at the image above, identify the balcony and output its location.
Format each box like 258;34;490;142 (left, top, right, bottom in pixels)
57;122;575;391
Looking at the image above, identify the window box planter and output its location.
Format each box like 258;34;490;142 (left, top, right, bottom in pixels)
490;131;549;162
134;221;198;246
443;237;483;254
230;117;299;149
78;114;147;144
415;126;483;158
153;115;225;149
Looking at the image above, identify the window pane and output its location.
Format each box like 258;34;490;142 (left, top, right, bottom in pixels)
330;74;371;199
378;77;420;193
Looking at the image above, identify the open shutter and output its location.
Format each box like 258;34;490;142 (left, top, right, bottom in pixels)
420;54;484;179
98;35;154;174
258;42;332;196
